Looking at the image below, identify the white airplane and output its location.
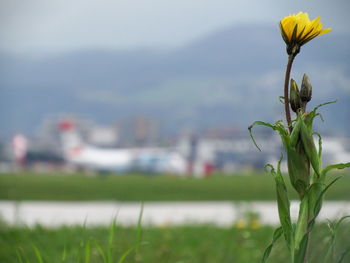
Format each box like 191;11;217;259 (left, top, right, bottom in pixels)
58;120;188;174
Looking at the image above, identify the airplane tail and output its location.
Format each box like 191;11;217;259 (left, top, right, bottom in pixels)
58;120;85;160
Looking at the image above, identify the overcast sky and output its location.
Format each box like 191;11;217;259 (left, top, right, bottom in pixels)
1;0;349;56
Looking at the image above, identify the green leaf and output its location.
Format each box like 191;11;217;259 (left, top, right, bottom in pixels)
312;132;323;166
294;195;309;250
265;160;293;252
279;96;285;104
294;233;309;263
308;177;342;231
307;183;324;225
322;163;350;179
16;249;24;263
275;156;294;252
261;226;283;263
324;216;350;263
135;203;144;255
118;247;134;263
304;100;337;129
85;240;91;263
248;121;289;151
32;244;44;263
337;246;350;263
94;240;107;263
108;214;118;263
312;100;337;113
335;215;350;230
62;245;67;262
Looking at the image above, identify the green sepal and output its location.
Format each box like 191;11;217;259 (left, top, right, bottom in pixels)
299;113;321;177
286;115;310;198
286;147;310;198
290;117;302;147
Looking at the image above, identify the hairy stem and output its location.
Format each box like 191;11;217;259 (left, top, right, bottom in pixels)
284;55;295;133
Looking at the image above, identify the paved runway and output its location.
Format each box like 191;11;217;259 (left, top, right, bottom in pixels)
1;201;349;227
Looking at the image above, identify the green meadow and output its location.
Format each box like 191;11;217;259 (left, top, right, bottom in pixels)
1;173;350;262
1;222;350;263
1;173;349;201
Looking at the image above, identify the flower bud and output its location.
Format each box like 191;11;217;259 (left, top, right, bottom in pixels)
290;79;302;112
300;74;312;102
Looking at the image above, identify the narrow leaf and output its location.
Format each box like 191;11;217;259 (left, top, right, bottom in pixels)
294;233;309;263
118;248;134;263
294;195;309;249
85;240;91;263
135;203;144;254
275;156;294;252
337;246;350;263
313;132;323;165
16;250;24;263
62;245;67;261
261;227;283;263
249;121;288;151
322;163;350;178
32;244;44;263
94;240;107;263
308;177;342;231
335;215;350;230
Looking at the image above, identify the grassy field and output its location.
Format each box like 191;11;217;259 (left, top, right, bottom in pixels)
1;221;350;263
0;173;349;201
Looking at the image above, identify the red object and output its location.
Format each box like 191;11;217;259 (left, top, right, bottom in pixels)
58;120;74;131
204;162;214;177
69;146;84;157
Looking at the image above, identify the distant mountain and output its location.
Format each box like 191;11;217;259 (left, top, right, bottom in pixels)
0;25;349;138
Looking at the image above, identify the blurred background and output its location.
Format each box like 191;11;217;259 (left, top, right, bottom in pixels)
1;1;350;262
0;0;349;174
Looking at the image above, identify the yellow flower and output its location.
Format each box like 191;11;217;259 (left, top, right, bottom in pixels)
250;219;261;230
280;12;331;55
235;219;247;229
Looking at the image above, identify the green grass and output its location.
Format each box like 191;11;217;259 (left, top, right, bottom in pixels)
0;173;349;201
1;222;349;263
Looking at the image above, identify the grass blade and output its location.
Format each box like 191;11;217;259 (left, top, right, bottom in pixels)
107;214;118;263
135;203;144;254
32;244;44;263
337;246;350;263
118;247;134;263
85;240;91;263
16;249;24;263
62;245;67;262
94;240;107;263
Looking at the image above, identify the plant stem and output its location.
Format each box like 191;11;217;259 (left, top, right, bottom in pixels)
284;55;295;133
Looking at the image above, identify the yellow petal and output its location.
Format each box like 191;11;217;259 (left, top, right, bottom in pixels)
279;12;331;46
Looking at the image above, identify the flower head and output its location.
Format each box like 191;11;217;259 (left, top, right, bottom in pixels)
280;12;331;55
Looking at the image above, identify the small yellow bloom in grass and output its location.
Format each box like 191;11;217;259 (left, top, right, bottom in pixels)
250;219;261;230
280;12;331;55
235;219;247;229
